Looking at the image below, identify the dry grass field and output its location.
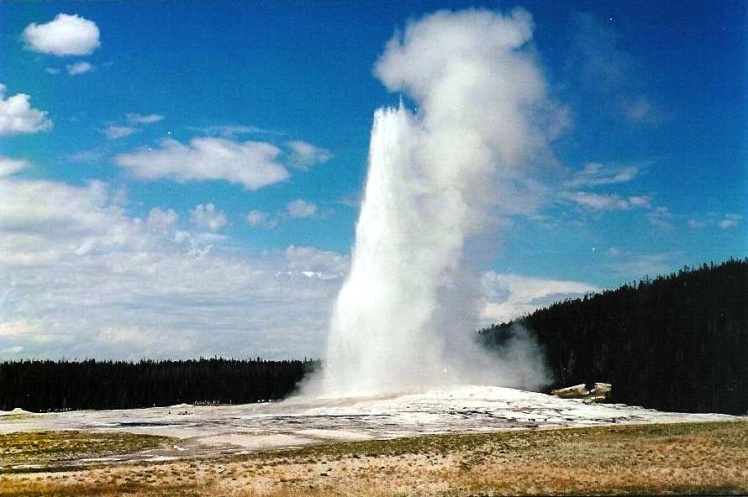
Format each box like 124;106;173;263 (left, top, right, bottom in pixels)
2;421;747;496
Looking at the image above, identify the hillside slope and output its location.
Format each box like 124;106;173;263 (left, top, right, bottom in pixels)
480;259;748;414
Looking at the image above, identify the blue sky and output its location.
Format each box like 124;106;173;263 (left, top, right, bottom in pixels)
1;1;746;361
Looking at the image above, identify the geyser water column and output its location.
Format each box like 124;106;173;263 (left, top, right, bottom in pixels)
320;8;552;397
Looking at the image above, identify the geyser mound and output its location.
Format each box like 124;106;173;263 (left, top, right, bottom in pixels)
316;8;558;398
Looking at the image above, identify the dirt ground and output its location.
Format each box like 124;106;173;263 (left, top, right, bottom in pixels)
2;421;747;496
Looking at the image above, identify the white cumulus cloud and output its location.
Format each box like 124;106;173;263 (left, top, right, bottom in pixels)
0;84;53;135
246;210;279;229
718;213;743;230
688;218;708;230
480;272;599;324
0;157;29;178
0;172;346;361
66;61;93;75
22;13;101;56
287;199;317;218
190;203;228;232
146;207;179;232
115;137;291;190
0;167;614;362
284;245;349;279
287;140;332;169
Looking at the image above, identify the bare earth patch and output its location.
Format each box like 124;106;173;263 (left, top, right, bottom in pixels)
1;421;747;496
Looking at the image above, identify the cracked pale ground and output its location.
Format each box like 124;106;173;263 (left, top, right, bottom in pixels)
2;387;747;496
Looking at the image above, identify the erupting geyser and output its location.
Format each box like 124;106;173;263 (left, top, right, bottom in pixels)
318;8;555;397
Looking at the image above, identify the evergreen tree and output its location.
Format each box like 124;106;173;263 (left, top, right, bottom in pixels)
480;258;748;414
0;357;318;412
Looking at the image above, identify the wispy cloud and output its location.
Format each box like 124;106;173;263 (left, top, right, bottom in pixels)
689;212;743;231
623;98;659;123
567;12;660;124
557;160;671;231
605;251;677;280
103;113;162;140
0;320;44;339
127;113;164;125
67;149;106;164
104;125;138;140
564;162;639;188
646;206;673;229
199;124;267;138
562;191;650;211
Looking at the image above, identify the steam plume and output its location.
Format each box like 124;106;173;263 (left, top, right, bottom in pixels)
317;9;552;397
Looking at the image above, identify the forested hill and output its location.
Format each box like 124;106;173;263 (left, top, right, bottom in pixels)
480;258;748;414
0;358;317;412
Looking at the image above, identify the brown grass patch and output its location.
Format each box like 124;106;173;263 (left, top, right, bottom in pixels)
0;431;172;470
1;421;746;496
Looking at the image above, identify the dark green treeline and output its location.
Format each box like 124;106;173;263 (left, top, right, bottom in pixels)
0;357;317;412
480;258;748;414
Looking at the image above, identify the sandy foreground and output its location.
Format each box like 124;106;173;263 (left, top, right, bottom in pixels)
2;386;747;496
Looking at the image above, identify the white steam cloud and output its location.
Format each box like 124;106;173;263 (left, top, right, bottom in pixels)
313;9;554;398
